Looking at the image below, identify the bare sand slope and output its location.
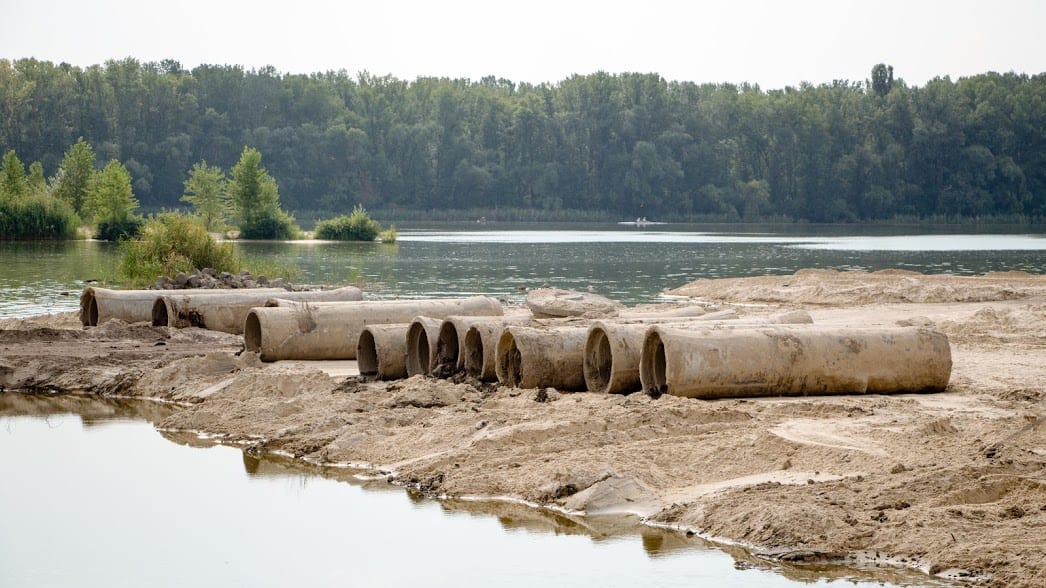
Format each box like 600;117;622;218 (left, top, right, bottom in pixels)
1;270;1043;587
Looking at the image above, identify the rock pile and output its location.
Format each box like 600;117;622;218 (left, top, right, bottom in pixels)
153;268;299;291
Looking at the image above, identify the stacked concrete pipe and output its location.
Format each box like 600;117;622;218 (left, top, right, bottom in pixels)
406;317;443;376
357;324;411;380
495;324;590;391
80;286;283;327
583;310;815;394
152;286;363;334
244;296;503;361
639;325;952;399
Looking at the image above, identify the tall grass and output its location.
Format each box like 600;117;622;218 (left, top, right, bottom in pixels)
0;194;80;240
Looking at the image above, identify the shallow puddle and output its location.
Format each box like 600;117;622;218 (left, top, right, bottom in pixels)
0;394;940;587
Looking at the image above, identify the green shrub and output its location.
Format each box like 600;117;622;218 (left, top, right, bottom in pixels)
238;209;300;240
0;194;79;240
118;212;240;287
315;205;382;241
95;216;144;242
378;225;398;243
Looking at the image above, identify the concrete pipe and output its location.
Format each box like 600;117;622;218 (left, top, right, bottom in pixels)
462;316;535;381
584;311;815;395
80;286;288;326
406;317;444;376
495;325;590;391
152;286;363;334
357;324;410;380
639;326;952;399
435;313;532;378
244;296;503;362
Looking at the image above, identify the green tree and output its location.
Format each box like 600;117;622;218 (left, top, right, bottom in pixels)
227;146;298;239
52;138;97;216
86;159;141;240
26;161;47;195
0;149;28;201
181;160;229;231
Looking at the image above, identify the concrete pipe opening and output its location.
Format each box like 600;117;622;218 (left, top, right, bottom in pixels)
434;321;460;377
151;298;169;327
357;330;380;378
244;310;263;354
640;330;669;396
583;327;613;394
495;330;523;388
83;290;99;326
406;321;431;376
463;326;486;378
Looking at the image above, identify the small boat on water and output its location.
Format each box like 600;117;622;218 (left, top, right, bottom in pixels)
617;217;666;227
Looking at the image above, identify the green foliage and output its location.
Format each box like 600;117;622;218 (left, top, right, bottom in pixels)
95;217;144;242
0;147;79;239
0;192;79;240
315;205;382;241
379;225;398;243
86;159;139;226
51;138;96;216
228;146;300;239
181;160;229;232
1;59;1045;222
117;212;239;287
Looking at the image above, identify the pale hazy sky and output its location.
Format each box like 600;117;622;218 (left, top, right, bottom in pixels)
2;0;1044;88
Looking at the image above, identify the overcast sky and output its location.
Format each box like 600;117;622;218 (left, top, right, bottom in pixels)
2;0;1044;89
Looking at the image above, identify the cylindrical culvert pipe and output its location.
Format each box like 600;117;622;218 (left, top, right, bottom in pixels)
639;326;952;399
153;286;363;334
462;316;535;381
584;311;816;394
244;296;503;362
436;313;533;378
406;317;443;376
80;286;281;327
495;325;589;391
357;324;410;380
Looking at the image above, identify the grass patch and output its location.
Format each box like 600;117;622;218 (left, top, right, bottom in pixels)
315;205;382;241
0;194;80;240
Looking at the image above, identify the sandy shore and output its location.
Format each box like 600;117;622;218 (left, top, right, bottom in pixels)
1;269;1043;586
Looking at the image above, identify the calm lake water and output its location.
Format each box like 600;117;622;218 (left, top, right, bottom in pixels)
0;395;939;588
2;222;1045;318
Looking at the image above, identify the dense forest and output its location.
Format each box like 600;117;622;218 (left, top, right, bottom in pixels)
1;58;1044;222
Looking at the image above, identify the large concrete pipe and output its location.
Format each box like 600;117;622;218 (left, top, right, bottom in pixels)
406;317;443;376
152;286;363;334
436;313;533;378
639;326;952;399
584;311;815;394
244;296;503;362
462;316;536;381
357;324;410;380
495;325;590;391
80;286;283;327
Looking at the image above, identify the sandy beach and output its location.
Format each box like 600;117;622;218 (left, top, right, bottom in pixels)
2;269;1043;587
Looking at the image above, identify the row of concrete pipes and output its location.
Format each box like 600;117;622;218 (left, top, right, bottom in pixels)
80;287;952;398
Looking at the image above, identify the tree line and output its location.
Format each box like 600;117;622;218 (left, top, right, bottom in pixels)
1;58;1044;222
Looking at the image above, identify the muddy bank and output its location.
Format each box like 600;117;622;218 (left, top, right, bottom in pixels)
1;270;1044;587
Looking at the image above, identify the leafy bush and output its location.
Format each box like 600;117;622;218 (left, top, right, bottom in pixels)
0;194;79;240
378;225;398;243
118;212;240;287
238;209;300;240
315;205;382;241
95;216;144;242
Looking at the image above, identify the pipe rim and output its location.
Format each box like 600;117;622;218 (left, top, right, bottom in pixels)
583;327;613;393
641;330;669;396
435;321;460;375
463;326;485;377
406;322;431;376
244;311;263;353
495;330;522;387
357;330;379;377
151;297;169;327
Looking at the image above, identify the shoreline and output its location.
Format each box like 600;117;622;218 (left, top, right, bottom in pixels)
2;270;1044;587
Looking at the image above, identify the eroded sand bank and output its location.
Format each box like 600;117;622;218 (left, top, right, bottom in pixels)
1;270;1043;586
